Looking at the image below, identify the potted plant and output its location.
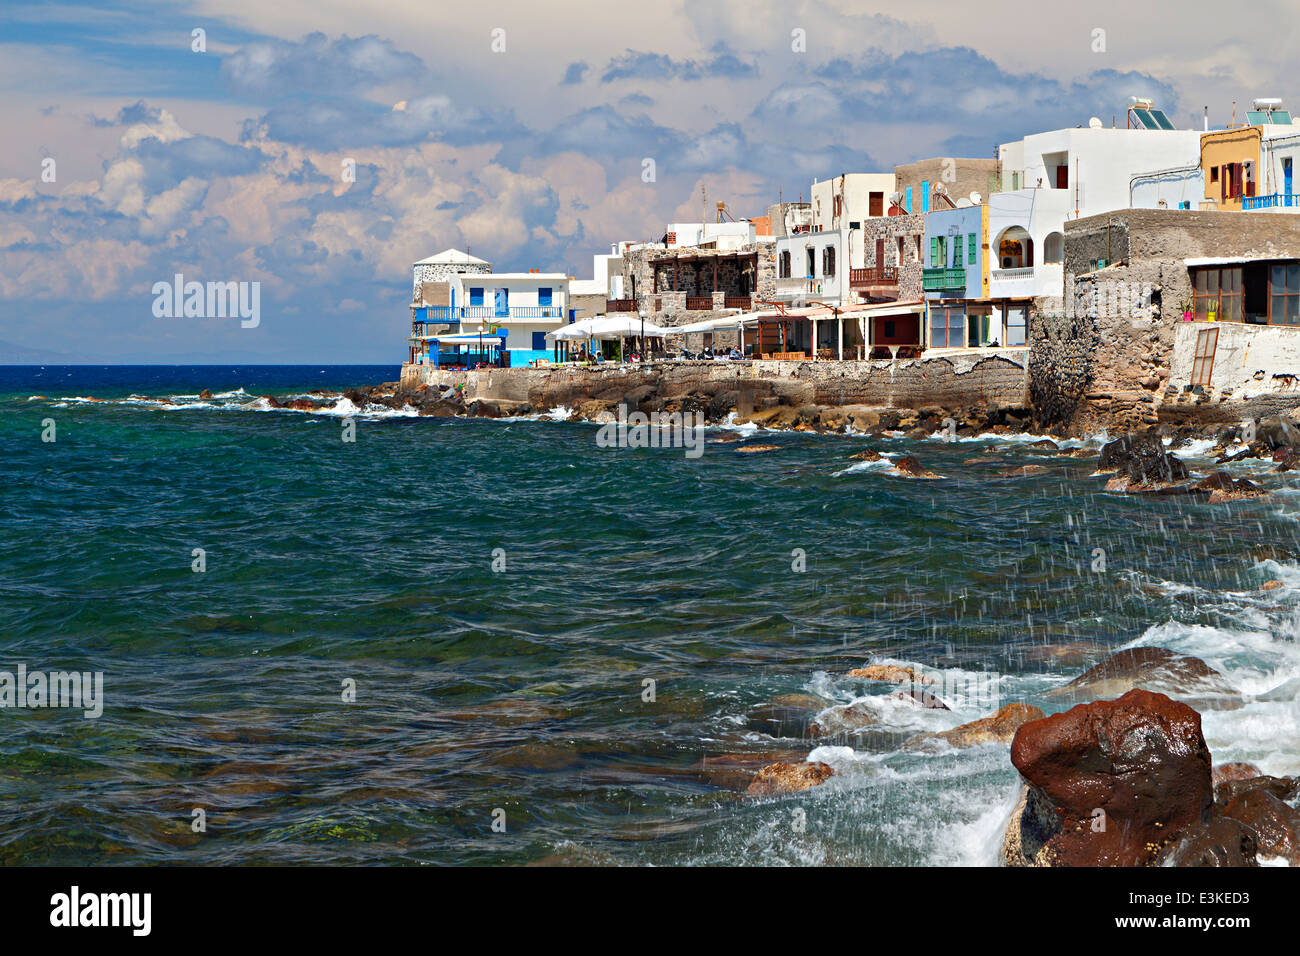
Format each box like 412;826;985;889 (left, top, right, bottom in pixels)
1178;297;1193;321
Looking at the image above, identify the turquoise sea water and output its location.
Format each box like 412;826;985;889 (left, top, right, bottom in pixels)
1;366;1298;866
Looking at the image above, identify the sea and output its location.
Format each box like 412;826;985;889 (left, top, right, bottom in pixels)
0;365;1297;865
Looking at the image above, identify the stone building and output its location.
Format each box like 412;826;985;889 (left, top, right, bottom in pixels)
412;248;491;300
618;242;778;328
895;158;1000;212
1032;207;1300;432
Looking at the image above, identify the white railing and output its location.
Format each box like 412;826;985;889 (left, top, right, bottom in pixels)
991;267;1035;280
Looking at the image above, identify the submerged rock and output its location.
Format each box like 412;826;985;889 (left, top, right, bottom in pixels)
904;703;1045;751
889;688;949;709
746;694;825;738
1261;580;1285;591
1005;689;1214;866
745;761;834;796
808;701;878;738
850;449;885;461
1046;646;1236;705
735;444;780;454
995;464;1049;478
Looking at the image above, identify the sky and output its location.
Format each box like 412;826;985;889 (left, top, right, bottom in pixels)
2;0;1297;363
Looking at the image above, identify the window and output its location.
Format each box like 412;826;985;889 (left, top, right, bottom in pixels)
807;248;816;278
532;331;547;350
884;320;896;338
1271;264;1300;325
968;233;978;264
779;250;790;278
1191;327;1219;386
930;237;939;266
538;287;553;306
1193;266;1241;322
952;235;963;266
1210;166;1219;183
930;304;965;348
823;246;836;276
1005;305;1028;346
869;191;883;217
469;287;484;306
897;237;904;265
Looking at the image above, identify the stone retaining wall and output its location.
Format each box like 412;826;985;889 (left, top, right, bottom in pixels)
399;350;1029;412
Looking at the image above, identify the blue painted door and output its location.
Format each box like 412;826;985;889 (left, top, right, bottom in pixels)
494;288;509;317
1285;158;1293;198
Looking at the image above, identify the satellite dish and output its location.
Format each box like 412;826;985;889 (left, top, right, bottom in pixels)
933;182;948;195
955;198;972;208
1089;116;1103;129
889;191;903;205
969;191;982;205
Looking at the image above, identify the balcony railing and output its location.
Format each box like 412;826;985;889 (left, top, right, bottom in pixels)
990;267;1035;281
850;266;899;287
1243;193;1300;210
607;298;637;312
724;296;752;310
685;296;714;311
921;267;966;291
423;305;563;321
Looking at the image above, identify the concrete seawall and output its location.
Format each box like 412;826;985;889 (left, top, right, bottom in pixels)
399;350;1030;413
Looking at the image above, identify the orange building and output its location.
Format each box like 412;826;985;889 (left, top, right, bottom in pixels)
1200;127;1262;211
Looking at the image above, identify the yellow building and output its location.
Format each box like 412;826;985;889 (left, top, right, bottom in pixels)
1200;127;1262;211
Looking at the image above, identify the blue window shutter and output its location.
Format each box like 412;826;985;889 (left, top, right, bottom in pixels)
538;287;552;306
532;331;546;349
470;287;483;306
905;186;913;213
921;180;930;213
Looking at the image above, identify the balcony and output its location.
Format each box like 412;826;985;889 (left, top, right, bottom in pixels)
423;305;564;322
607;298;638;312
685;296;714;311
850;266;899;288
921;267;966;291
724;295;752;310
1243;193;1300;211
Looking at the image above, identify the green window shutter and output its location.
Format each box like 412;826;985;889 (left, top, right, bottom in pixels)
968;233;977;264
953;236;962;265
930;237;938;265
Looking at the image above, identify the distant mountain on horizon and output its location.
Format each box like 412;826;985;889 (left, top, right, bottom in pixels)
0;339;399;366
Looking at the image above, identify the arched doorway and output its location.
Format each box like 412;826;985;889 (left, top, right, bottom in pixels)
997;227;1033;269
1043;232;1064;264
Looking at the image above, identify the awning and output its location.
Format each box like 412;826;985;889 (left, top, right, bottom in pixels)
414;332;507;345
1183;256;1278;266
841;300;926;317
672;312;761;334
546;315;670;341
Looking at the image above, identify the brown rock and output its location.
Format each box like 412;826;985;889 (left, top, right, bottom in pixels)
1193;471;1269;503
1047;646;1236;705
891;455;944;479
889;688;949;709
1028;439;1059;450
745;761;834;796
199;388;213;400
1161;815;1259;867
735;443;779;454
1221;789;1300;862
850;449;884;461
1214;774;1300;806
1007;689;1213;866
905;703;1046;750
1261;580;1285;591
1212;762;1263;788
846;664;933;684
